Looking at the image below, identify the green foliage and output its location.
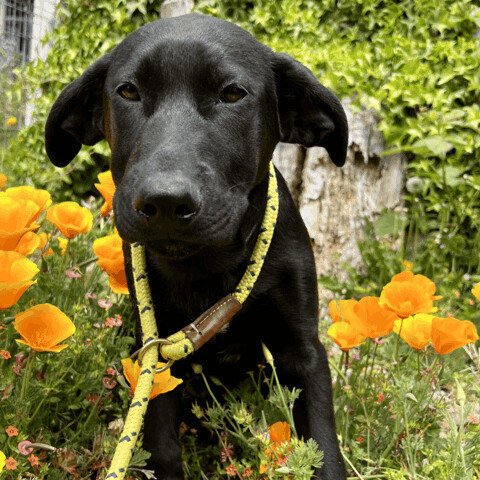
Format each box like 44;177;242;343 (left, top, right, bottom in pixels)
1;0;165;201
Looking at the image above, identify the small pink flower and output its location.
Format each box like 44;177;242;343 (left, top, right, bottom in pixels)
98;299;113;309
66;269;82;278
15;353;26;365
454;291;461;297
351;353;360;360
105;316;122;327
106;367;116;376
373;337;384;345
85;338;92;346
18;440;33;455
103;377;117;389
85;292;97;299
93;323;101;328
469;299;475;306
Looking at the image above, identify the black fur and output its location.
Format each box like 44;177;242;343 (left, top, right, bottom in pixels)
45;14;348;480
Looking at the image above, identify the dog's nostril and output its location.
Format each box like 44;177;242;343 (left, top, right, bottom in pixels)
174;204;197;219
136;203;157;218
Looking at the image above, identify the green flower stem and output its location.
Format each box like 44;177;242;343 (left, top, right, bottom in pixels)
199;371;246;442
269;362;297;438
19;349;35;404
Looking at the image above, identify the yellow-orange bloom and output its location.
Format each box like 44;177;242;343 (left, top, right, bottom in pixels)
92;231;128;294
15;232;41;256
46;202;93;239
431;317;479;355
328;299;358;323
471;284;480;302
352;296;399;338
95;171;115;217
393;314;433;350
38;233;53;257
260;421;292;472
0;174;6;189
121;358;182;399
0;251;39;310
14;304;75;352
6;117;16;127
379;271;441;319
328;321;366;351
5;186;52;221
0;196;40;250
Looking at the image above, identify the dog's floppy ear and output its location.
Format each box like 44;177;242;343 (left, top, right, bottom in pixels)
45;53;112;167
272;53;348;167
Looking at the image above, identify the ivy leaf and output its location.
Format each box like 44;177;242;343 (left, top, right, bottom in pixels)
411;136;453;156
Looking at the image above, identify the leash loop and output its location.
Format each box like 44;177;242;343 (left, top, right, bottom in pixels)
133;338;175;373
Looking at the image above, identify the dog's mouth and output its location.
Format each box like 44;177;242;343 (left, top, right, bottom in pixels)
144;239;205;260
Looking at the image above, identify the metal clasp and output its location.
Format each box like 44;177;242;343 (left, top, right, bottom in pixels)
131;338;174;373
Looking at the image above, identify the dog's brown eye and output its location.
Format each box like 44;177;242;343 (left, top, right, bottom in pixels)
118;83;140;101
220;85;247;103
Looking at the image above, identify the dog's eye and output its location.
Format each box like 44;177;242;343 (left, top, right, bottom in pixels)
117;83;140;101
220;85;247;103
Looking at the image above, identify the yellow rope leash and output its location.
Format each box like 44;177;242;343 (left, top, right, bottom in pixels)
106;162;279;479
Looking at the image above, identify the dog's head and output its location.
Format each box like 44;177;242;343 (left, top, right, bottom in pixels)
45;14;347;260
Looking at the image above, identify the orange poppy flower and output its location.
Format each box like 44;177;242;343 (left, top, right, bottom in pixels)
46;202;93;239
259;422;292;473
95;171;115;217
121;358;182;399
393;314;433;350
5;186;52;220
0;251;39;310
328;299;359;323
0;196;40;250
15;232;41;256
352;296;399;338
93;231;128;294
14;303;75;352
37;233;54;257
431;316;479;355
0;174;6;189
379;271;441;319
471;284;480;302
328;322;366;351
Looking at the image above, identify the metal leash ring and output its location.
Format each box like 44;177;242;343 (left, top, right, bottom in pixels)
131;338;174;373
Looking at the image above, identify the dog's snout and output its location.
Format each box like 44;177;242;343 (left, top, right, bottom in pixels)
133;177;201;224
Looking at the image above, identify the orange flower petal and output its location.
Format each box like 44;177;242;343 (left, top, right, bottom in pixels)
328;322;366;351
431;317;479;355
0;251;39;309
14;304;75;352
471;284;480;302
95;171;115;216
379;279;437;319
93;232;125;275
269;421;290;444
121;358;182;399
5;186;52;220
15;232;41;256
46;202;93;239
329;299;359;324
393;314;433;350
352;296;399;338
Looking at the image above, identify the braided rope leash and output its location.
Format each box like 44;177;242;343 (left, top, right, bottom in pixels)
106;162;279;479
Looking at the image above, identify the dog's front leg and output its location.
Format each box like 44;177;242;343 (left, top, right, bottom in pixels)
143;389;183;480
268;337;346;480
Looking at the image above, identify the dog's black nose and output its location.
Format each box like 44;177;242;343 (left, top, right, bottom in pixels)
133;177;201;223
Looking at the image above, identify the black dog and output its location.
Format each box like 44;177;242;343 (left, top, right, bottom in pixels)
45;14;348;480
